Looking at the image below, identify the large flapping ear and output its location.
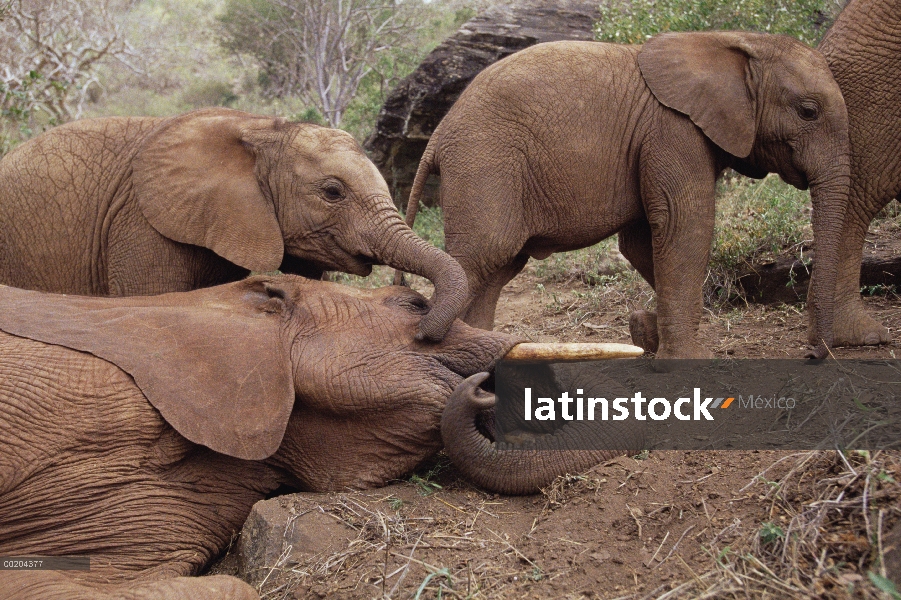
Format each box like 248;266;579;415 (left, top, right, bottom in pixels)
133;108;285;272
638;31;758;158
0;279;295;460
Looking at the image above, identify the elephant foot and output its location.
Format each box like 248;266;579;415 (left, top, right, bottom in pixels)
809;301;890;347
629;310;659;353
629;310;713;359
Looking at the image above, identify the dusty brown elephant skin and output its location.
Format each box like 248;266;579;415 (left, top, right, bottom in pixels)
0;108;467;341
400;33;850;358
0;276;520;599
810;0;901;347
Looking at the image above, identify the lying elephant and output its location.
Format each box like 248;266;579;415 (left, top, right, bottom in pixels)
810;0;901;347
399;32;850;358
0;276;630;599
0;108;465;340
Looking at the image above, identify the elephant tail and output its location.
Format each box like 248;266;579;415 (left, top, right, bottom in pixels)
394;141;438;286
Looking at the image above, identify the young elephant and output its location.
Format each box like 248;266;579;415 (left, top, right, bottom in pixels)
0;108;466;341
809;0;901;347
400;33;850;358
0;276;633;599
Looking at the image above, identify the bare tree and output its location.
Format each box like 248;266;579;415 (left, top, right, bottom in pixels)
220;0;416;127
0;0;138;124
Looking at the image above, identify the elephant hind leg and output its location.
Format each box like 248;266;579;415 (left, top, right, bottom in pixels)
619;221;660;353
462;254;530;330
0;571;259;600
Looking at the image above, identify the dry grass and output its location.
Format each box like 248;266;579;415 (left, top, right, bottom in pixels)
234;451;900;599
654;451;901;599
254;490;546;599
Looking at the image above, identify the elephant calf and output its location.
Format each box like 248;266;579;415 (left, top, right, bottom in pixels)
0;108;466;341
0;277;630;599
401;32;851;358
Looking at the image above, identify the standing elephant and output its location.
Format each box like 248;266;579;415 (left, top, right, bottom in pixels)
0;108;466;340
399;33;850;358
0;276;633;599
810;0;901;347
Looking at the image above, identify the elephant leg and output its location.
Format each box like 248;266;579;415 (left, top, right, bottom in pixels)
639;132;717;359
0;571;258;600
462;254;529;330
618;221;660;352
809;193;894;347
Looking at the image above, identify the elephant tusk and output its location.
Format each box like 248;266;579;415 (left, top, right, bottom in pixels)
503;342;644;362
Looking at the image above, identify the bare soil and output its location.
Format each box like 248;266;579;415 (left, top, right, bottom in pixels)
224;229;901;599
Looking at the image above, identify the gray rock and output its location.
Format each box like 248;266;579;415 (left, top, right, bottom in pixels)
365;0;602;208
234;495;354;587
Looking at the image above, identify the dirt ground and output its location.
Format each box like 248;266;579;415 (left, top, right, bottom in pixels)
218;230;901;600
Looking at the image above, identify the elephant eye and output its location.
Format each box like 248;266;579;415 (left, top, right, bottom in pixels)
322;182;345;201
797;101;820;121
400;295;430;314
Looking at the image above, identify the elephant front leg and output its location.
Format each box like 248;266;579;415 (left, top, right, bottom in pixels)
639;147;717;359
808;193;893;347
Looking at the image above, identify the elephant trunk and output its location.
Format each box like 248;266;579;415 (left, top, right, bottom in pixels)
807;164;851;359
366;207;468;341
442;373;638;495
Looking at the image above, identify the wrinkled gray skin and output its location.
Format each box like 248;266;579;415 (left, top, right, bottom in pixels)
809;0;901;347
401;33;850;358
0;108;466;340
0;276;518;599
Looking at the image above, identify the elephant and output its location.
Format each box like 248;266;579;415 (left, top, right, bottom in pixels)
398;32;851;359
0;107;466;341
809;0;901;347
0;276;633;599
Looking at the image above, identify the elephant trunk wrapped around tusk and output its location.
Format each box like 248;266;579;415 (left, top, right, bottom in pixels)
503;342;644;362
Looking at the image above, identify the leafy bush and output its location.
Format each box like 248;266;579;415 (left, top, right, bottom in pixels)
595;0;844;45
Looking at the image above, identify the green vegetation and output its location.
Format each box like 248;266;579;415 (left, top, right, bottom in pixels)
595;0;844;45
1;0;479;154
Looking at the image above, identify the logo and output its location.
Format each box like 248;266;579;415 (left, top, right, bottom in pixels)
523;388;740;422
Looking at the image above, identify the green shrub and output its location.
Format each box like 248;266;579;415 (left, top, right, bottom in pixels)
595;0;843;45
712;174;811;270
707;173;811;303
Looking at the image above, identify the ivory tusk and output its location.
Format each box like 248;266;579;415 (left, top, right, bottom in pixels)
503;342;645;362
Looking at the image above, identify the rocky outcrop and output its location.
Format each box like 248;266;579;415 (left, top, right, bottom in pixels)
365;0;602;207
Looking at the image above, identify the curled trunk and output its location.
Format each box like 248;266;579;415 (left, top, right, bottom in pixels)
442;373;642;495
366;211;469;341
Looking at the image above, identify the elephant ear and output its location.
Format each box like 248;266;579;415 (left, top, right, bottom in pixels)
638;31;758;158
0;278;295;460
133;108;285;272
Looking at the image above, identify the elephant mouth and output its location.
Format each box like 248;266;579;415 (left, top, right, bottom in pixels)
281;251;373;278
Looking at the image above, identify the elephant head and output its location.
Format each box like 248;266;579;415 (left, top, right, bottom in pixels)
0;276;517;489
638;32;851;358
131;108;466;341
